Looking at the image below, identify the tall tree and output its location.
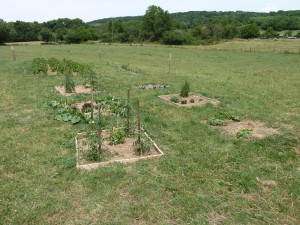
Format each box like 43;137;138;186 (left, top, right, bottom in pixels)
0;21;12;44
142;5;173;41
39;27;53;43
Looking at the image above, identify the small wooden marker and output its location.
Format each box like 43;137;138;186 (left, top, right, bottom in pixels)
169;53;172;74
11;47;16;61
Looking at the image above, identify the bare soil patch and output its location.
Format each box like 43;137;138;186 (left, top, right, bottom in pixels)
221;120;279;139
158;94;219;107
55;85;99;96
75;131;163;170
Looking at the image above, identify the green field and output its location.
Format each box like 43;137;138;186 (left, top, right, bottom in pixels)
0;40;299;224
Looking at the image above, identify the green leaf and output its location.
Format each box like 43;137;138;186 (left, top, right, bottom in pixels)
71;116;81;124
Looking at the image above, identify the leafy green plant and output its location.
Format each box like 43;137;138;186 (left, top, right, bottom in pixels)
48;100;86;124
32;57;47;74
97;96;129;117
108;129;126;146
236;128;253;139
190;99;195;103
218;110;241;122
170;96;179;103
47;57;64;73
180;81;190;97
65;72;75;93
84;138;102;162
208;118;226;126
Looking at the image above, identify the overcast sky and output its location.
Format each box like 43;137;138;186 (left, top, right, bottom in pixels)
1;0;300;23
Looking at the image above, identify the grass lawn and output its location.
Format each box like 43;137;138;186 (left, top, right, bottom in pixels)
0;40;299;224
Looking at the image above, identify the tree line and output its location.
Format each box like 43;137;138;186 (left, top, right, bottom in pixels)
1;6;300;45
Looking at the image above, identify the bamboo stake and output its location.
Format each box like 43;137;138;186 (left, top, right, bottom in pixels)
126;88;131;135
98;105;103;154
11;47;16;61
168;53;172;74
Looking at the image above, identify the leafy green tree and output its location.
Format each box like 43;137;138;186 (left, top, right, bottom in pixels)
263;27;279;38
162;30;191;45
296;31;300;38
239;24;260;39
39;27;53;43
142;5;173;41
0;21;12;44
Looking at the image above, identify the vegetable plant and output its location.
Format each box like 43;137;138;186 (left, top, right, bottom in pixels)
236;128;253;139
208;118;226;126
170;96;179;103
108;129;126;146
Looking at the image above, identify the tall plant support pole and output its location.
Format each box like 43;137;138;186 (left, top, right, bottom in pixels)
11;47;16;61
98;105;103;154
168;53;172;74
90;87;94;120
126;88;131;135
137;99;141;145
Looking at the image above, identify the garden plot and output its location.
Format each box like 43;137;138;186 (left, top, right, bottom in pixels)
220;120;279;139
75;131;163;170
159;93;219;107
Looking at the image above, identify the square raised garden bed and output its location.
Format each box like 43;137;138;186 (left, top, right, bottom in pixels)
75;130;164;170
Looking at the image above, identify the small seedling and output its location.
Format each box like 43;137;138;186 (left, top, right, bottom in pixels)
109;129;126;146
180;81;190;97
181;100;187;104
170;96;179;103
208;118;225;126
236;128;253;139
190;99;195;103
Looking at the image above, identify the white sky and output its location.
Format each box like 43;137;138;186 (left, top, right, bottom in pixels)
1;0;300;23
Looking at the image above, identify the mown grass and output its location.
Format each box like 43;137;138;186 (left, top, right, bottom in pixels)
0;41;299;224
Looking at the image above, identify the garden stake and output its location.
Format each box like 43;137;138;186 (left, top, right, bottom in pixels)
90;86;94;120
168;53;172;74
137;99;141;156
11;47;16;61
98;104;103;154
126;88;131;135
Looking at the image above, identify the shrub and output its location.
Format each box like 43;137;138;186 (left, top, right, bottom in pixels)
181;100;187;104
180;81;190;97
190;99;195;103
